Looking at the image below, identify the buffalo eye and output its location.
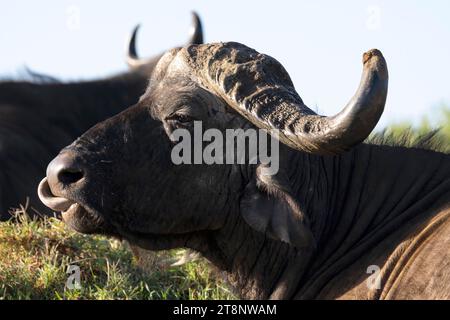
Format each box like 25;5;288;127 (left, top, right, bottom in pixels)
164;110;198;128
166;113;194;123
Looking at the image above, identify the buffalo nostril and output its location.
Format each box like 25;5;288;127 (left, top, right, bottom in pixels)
47;152;85;188
57;168;84;185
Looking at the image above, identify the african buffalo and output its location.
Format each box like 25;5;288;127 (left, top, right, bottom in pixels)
38;42;450;299
0;13;203;219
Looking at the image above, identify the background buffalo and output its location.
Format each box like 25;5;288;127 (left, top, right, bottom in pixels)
0;13;203;220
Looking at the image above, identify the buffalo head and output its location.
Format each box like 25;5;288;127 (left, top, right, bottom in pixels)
38;42;388;254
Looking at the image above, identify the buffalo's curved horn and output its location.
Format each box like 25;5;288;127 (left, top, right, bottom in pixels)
188;11;203;45
126;12;204;68
126;24;141;68
188;43;388;155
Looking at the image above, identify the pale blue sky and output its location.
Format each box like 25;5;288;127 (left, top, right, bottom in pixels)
1;1;449;128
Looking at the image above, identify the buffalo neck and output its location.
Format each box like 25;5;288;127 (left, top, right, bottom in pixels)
202;142;449;299
204;211;314;300
291;142;450;299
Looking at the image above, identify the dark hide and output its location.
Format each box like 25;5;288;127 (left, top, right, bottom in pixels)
39;44;450;299
0;71;149;219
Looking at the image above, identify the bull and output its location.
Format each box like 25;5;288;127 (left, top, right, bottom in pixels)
38;42;450;299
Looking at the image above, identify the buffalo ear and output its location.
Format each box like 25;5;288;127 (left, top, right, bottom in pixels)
239;166;315;248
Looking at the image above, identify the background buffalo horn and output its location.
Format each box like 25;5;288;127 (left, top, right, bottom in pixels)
126;24;141;68
127;11;204;68
191;43;388;155
188;11;203;45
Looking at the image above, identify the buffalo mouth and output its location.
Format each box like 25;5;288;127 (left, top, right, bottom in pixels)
38;178;110;235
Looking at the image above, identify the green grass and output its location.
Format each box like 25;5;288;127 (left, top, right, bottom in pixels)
0;208;235;300
378;105;450;152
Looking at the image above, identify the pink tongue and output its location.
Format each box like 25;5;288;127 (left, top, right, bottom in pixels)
37;178;74;212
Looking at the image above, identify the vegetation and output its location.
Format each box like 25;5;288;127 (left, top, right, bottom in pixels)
0;208;235;300
374;105;450;152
